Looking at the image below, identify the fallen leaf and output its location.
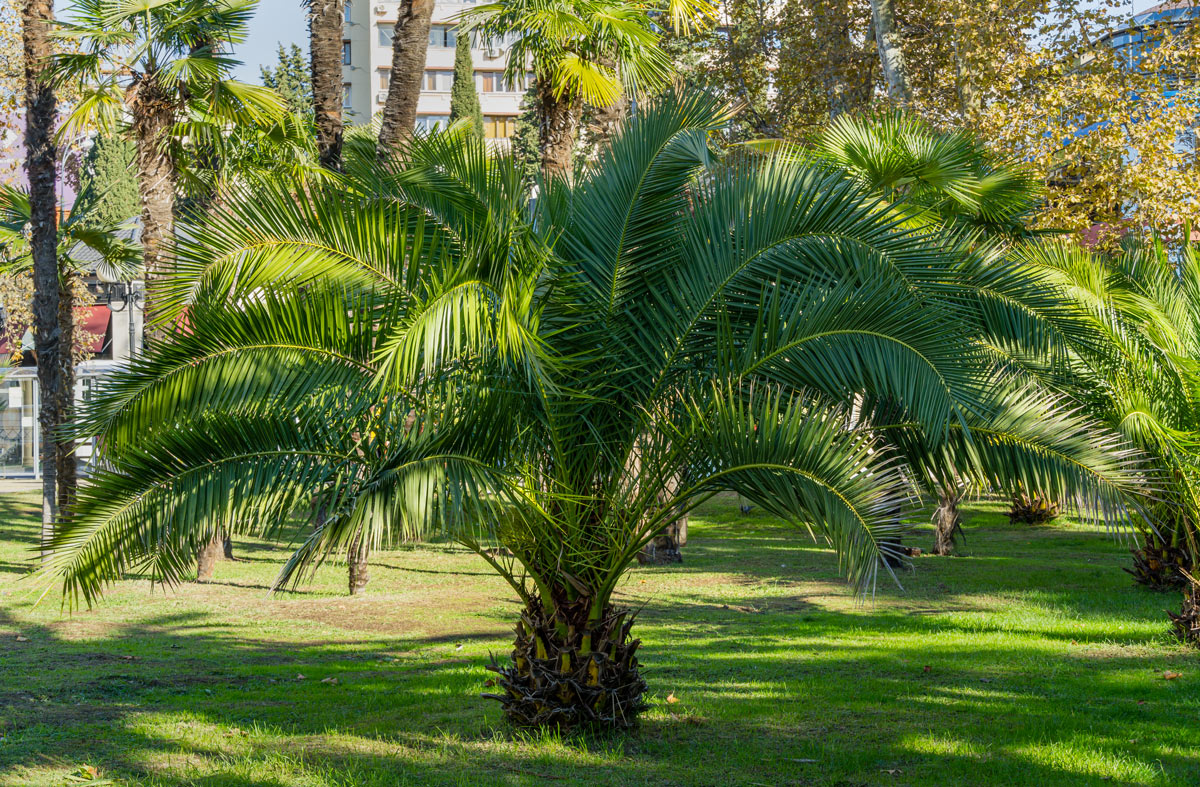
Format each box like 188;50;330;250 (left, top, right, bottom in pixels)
14;635;27;642
923;665;931;673
1164;671;1182;680
881;768;902;775
1137;700;1147;705
666;692;678;704
119;655;136;661
321;676;338;684
295;673;306;681
454;644;464;651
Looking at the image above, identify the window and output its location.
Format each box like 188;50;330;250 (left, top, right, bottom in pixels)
476;72;523;93
422;70;453;91
343;41;352;65
377;24;392;47
378;69;390;90
344;1;351;23
484;115;515;139
343;83;352;109
416;115;451;132
429;25;456;48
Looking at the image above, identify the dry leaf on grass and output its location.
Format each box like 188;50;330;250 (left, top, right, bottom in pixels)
666;692;678;704
1163;671;1182;680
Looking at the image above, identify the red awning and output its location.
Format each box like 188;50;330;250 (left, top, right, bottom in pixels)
0;305;111;354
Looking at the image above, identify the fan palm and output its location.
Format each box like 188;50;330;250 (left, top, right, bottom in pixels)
43;92;1141;728
50;0;284;337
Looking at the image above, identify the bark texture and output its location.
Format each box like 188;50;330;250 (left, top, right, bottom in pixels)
484;601;648;728
377;0;435;159
55;275;77;515
1169;572;1200;645
309;0;345;170
932;488;963;556
537;77;578;182
348;535;370;595
870;0;912;105
196;532;224;582
131;86;177;345
22;0;60;556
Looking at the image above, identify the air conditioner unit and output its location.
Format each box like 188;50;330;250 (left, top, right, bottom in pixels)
374;3;386;13
485;46;502;58
376;91;388;103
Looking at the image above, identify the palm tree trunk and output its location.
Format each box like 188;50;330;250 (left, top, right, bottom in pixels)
309;0;345;170
537;76;578;182
131;89;177;345
196;531;223;582
484;598;648;728
932;487;962;556
348;535;369;595
870;0;911;105
377;0;434;159
55;274;77;514
22;0;60;557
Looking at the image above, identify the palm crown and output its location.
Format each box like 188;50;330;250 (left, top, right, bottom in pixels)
45;93;1141;729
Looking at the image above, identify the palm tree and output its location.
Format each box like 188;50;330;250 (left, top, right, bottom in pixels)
307;0;345;169
20;0;60;554
1018;238;1200;642
0;183;141;513
43;93;1140;727
51;0;284;339
376;0;434;158
463;0;690;179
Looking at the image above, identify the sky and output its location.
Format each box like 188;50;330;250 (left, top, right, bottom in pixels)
232;0;309;83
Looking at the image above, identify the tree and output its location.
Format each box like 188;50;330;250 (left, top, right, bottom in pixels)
449;32;483;140
74;135;140;228
44;92;1140;726
377;0;434;158
870;0;911;104
20;0;59;554
52;0;284;341
261;43;313;120
307;0;344;169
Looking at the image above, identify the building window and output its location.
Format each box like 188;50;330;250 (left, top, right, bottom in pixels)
484;115;515;139
344;1;351;23
343;41;352;65
429;25;456;48
343;82;352;109
378;69;390;90
476;71;524;93
416;115;451;132
378;24;393;47
423;70;453;91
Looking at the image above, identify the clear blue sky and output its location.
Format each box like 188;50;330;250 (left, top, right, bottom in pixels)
232;0;309;83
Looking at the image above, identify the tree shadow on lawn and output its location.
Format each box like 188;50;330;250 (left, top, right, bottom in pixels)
1;587;1198;786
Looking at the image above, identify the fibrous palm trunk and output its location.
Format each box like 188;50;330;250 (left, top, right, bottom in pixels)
1008;491;1059;524
23;0;60;557
1169;571;1200;645
537;77;578;182
932;487;963;556
1126;522;1190;589
377;0;434;159
309;0;345;170
196;532;224;582
55;274;77;514
870;0;912;105
348;535;369;595
484;599;648;728
131;87;177;346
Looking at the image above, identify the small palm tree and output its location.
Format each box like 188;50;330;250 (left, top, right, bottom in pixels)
51;0;283;337
44;93;1140;727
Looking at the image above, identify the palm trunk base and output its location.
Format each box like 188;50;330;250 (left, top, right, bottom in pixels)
348;537;369;595
1126;531;1190;590
636;517;687;565
484;603;648;729
196;532;223;582
1008;492;1060;524
1168;574;1200;645
932;491;963;556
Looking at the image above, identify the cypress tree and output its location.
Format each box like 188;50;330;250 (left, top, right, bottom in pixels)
75;135;140;227
261;43;314;120
449;33;484;139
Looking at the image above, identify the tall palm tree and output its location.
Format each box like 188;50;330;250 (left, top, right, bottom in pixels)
376;0;435;158
20;0;60;553
462;0;693;179
51;0;284;339
307;0;345;169
43;93;1140;727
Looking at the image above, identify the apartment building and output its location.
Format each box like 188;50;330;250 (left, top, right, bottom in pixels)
341;0;527;145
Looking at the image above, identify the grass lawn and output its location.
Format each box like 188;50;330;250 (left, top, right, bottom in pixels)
0;490;1198;786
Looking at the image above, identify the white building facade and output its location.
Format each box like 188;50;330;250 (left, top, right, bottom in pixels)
342;1;527;144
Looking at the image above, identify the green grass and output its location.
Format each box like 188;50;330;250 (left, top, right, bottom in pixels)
0;491;1198;786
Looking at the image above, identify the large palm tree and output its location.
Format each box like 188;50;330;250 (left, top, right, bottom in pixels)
43;93;1140;727
307;0;345;169
376;0;435;158
51;0;284;339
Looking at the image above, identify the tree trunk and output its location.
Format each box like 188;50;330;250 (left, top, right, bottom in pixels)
22;0;59;558
637;515;687;565
131;88;177;346
870;0;911;105
223;534;235;560
932;487;962;556
196;532;223;582
586;94;628;159
537;76;578;182
309;0;345;170
377;0;435;159
484;599;648;728
348;535;369;595
55;274;77;514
